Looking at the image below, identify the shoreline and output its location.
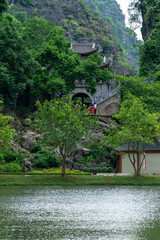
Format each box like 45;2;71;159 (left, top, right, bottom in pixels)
1;174;160;186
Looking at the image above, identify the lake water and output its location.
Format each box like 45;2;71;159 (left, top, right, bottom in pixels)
0;186;160;240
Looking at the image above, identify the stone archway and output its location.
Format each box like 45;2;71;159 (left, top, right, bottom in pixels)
72;93;91;107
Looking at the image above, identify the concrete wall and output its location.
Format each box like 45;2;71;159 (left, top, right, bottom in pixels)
122;153;160;174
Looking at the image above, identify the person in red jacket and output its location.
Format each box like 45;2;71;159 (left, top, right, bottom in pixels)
90;104;95;114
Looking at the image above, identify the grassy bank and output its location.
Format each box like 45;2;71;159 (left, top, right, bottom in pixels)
1;174;160;186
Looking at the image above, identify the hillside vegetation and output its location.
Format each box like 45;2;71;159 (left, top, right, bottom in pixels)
8;0;138;75
84;0;142;68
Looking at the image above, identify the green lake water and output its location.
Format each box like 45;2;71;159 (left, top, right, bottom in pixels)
0;186;160;240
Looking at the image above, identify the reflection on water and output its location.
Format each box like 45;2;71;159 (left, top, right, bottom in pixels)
0;186;160;240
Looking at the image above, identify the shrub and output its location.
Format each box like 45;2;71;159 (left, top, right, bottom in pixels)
62;4;70;13
75;27;86;39
90;167;96;173
4;151;23;164
19;0;33;7
97;167;102;173
33;148;61;169
77;156;93;164
43;168;91;175
30;143;42;153
107;167;114;173
87;141;109;164
15;11;27;23
33;158;48;169
100;162;107;167
2;162;21;172
101;166;107;173
83;167;90;172
60;19;69;29
0;165;4;172
0;151;4;164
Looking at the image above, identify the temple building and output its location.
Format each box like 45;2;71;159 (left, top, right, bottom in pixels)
71;42;118;110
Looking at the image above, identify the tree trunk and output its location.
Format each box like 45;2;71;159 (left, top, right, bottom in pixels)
133;164;137;176
62;156;66;177
128;151;137;175
137;152;141;176
131;159;137;176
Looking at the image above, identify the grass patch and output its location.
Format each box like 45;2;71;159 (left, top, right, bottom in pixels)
0;174;160;186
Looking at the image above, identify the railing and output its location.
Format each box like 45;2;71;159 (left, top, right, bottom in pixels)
97;88;118;105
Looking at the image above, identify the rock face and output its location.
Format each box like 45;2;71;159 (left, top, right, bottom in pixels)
21;157;35;172
65;147;92;169
11;140;24;153
74;163;86;171
81;148;91;156
9;0;110;40
97;93;120;122
71;147;91;162
23;118;31;127
21;131;39;150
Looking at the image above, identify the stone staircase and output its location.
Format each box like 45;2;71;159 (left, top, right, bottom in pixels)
97;88;120;121
97;88;119;105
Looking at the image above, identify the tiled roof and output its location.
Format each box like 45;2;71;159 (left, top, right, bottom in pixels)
116;140;160;151
72;44;97;55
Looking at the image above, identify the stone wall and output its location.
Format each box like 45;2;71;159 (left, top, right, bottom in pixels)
71;79;118;104
97;93;120;121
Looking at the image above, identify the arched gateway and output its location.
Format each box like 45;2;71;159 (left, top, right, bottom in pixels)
72;93;91;107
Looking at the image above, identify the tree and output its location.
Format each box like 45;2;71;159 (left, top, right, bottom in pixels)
115;74;160;113
34;95;97;176
0;15;38;107
0;102;16;150
104;93;160;176
139;36;160;76
77;52;113;94
0;0;8;15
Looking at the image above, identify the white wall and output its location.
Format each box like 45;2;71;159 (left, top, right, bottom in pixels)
122;153;160;174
